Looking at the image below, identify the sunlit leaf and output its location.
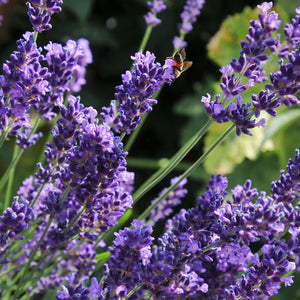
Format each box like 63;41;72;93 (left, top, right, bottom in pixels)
207;6;259;67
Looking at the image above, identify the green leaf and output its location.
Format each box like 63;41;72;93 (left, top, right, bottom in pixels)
273;114;300;169
207;6;259;67
203;117;268;175
260;109;300;149
227;151;280;192
173;95;204;116
96;251;111;262
63;0;94;22
277;0;300;17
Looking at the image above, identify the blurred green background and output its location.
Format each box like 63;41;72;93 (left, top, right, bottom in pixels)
0;0;300;298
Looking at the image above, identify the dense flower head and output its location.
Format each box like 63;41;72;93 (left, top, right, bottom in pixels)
0;32;92;148
9;94;133;290
202;93;266;136
251;89;280;117
148;176;188;225
173;0;205;49
228;2;281;86
101;149;300;299
2;1;300;299
266;45;300;107
242;2;281;61
56;273;103;300
101;50;174;135
103;220;154;297
39;95;133;234
26;0;63;33
0;197;33;264
271;149;300;204
280;6;300;55
44;38;93;94
0;31;44;102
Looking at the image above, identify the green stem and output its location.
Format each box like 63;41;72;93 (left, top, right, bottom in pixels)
126;283;144;299
138;123;235;221
138;26;153;51
14;217;52;298
62;205;85;234
4;143;18;209
0;147;24;196
0;127;11;149
133;118;213;204
0;118;41;198
124;114;148;152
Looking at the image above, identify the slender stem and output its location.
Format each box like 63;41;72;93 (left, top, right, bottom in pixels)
133;118;213;204
138;26;153;51
0;147;24;195
138;124;235;221
0;117;41;197
62;205;85;234
14;217;52;298
126;283;144;299
30;163;58;208
4;143;18;209
0;126;11;149
124;114;148;152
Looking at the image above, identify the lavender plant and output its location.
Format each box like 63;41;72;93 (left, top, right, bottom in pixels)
0;1;299;300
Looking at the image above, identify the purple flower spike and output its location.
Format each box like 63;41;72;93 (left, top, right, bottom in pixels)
101;50;174;135
26;0;63;33
103;220;154;296
202;3;287;136
56;274;103;300
178;0;205;34
173;0;205;49
144;0;167;27
251;90;280;117
271;149;300;204
266;46;300;107
0;197;33;263
280;7;300;55
148;176;188;225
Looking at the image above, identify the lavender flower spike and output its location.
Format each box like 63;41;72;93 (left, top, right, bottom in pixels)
26;0;63;33
173;0;205;49
202;2;283;136
144;0;167;26
101;50;174;135
148;176;188;226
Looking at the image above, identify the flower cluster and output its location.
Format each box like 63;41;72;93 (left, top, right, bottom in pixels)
56;273;102;300
173;0;205;49
0;93;134;293
101;51;174;135
201;2;293;136
26;0;63;33
100;149;300;299
148;176;188;226
0;31;93;148
0;197;33;264
144;0;167;26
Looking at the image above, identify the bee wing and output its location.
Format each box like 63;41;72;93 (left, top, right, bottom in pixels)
173;52;183;65
179;48;186;60
181;61;193;72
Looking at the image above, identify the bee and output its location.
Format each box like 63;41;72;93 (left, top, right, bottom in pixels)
168;48;193;81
